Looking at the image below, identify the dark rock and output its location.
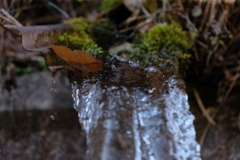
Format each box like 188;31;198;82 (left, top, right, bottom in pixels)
0;71;72;111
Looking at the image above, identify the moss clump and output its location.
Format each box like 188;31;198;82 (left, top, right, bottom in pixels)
58;17;103;56
127;22;192;72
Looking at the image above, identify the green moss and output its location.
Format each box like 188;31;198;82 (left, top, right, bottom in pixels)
99;0;122;11
126;22;192;73
143;22;191;56
81;44;103;56
58;17;103;56
144;0;158;12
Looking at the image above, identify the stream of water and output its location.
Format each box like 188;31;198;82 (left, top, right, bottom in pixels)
69;56;201;160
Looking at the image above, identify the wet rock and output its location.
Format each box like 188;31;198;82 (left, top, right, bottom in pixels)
0;108;86;160
0;71;72;111
0;72;86;160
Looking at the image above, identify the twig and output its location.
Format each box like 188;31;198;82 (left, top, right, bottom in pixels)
209;0;217;24
0;14;15;24
96;2;122;19
215;60;240;67
221;65;240;105
120;17;153;34
0;8;22;26
193;87;216;125
0;22;3;78
48;2;70;19
139;3;151;17
199;64;240;146
199;122;210;147
12;5;43;12
206;50;213;67
121;14;146;26
199;0;211;32
176;11;199;32
161;0;167;22
195;39;208;49
191;37;200;62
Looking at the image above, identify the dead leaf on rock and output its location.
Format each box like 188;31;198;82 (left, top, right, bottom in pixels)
4;24;73;52
49;43;102;74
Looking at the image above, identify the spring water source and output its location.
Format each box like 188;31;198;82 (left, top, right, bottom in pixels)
68;56;201;160
4;24;200;159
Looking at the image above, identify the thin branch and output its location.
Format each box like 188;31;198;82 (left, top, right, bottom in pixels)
0;8;22;26
195;39;208;49
199;0;211;32
199;64;240;146
193;87;216;125
0;14;15;24
48;2;70;19
96;2;122;19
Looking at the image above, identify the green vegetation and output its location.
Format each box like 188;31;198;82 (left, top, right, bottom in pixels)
58;17;103;56
13;60;48;75
59;17;192;74
99;0;122;11
126;22;192;72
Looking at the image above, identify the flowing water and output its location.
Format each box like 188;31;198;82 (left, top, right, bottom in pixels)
68;56;201;160
6;23;201;159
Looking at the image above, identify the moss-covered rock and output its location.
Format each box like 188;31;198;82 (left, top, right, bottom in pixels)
126;22;192;74
58;17;103;56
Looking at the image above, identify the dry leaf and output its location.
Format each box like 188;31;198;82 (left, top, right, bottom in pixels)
49;44;102;74
4;24;73;52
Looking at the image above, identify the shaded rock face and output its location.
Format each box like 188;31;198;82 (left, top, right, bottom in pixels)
0;72;86;160
69;56;201;160
188;86;240;160
0;109;86;160
0;71;72;111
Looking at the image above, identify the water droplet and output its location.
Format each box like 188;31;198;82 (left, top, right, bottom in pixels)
141;97;147;102
50;88;56;93
50;115;55;120
52;78;56;84
148;88;156;93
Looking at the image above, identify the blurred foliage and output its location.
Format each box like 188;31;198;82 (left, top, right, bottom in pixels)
99;0;122;11
144;0;158;12
13;60;48;75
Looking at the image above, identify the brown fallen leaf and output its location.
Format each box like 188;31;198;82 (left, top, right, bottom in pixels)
49;43;102;74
